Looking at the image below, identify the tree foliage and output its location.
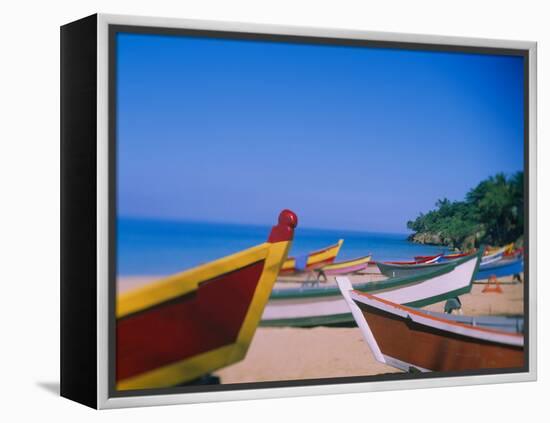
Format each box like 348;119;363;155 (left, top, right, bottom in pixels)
407;172;524;250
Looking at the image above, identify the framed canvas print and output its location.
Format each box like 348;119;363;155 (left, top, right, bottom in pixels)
60;13;537;409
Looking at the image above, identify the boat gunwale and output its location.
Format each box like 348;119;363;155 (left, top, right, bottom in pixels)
319;254;372;271
479;256;523;270
350;290;524;345
270;261;459;300
286;239;344;261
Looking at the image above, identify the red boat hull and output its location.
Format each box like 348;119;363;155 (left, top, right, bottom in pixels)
116;210;298;390
117;261;264;382
356;299;524;371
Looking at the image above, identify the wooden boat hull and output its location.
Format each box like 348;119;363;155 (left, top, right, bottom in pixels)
475;244;514;266
261;251;482;327
504;247;523;258
116;210;297;390
385;254;442;265
319;255;372;276
415;251;471;261
379;248;484;278
377;260;450;278
338;282;524;372
481;247;505;264
486;243;514;255
280;239;344;274
476;257;524;280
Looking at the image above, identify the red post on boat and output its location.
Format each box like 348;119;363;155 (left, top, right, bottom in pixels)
268;209;298;243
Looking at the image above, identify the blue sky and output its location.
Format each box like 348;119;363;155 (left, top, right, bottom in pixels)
116;33;524;233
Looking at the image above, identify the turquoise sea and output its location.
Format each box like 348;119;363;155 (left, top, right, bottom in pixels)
117;217;451;276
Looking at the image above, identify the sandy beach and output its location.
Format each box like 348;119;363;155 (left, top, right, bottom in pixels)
218;274;523;383
218;326;400;383
117;270;523;384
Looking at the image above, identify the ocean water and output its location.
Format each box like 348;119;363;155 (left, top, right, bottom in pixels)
117;217;451;276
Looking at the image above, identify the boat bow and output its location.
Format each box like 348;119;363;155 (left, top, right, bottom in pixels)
116;209;298;390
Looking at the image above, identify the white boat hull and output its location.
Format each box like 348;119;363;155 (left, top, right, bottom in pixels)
261;254;479;326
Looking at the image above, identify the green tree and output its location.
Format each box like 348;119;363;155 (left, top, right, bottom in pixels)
407;172;523;250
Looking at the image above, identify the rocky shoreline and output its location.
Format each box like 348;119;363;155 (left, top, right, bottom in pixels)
408;231;478;251
407;231;444;246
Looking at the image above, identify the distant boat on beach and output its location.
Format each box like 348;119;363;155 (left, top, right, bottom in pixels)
486;243;515;255
261;250;482;327
414;251;473;262
316;255;372;277
337;279;524;372
384;254;442;265
415;243;514;265
115;210;297;390
376;249;484;279
476;256;524;281
279;239;344;274
480;246;506;264
388;245;523;282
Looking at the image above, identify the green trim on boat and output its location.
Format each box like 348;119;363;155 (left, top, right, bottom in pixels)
377;261;449;277
405;285;472;308
262;249;485;327
263;284;474;327
269;261;457;300
260;313;354;327
377;249;483;278
383;248;483;308
469;246;486;286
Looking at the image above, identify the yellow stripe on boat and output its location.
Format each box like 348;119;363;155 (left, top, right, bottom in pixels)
281;239;344;271
116;239;292;390
321;255;372;271
117;243;271;318
486;243;514;254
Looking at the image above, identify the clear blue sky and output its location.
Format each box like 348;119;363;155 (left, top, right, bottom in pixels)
116;32;524;233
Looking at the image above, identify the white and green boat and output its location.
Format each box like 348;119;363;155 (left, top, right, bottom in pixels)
260;250;483;327
376;260;451;278
377;246;486;278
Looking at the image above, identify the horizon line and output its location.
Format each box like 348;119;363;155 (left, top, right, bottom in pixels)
116;214;413;236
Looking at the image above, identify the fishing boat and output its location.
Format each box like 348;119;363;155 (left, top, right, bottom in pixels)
261;250;482;327
475;256;524;281
414;251;472;261
376;249;483;278
422;246;506;266
481;246;506;265
486;243;514;255
317;255;372;277
279;239;344;274
116;209;298;390
337;279;524;372
384;254;442;265
377;260;447;278
504;247;524;258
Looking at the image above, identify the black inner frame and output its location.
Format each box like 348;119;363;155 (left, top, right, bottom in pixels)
107;24;530;398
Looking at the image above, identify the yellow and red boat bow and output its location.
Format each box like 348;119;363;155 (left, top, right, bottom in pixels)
116;210;298;390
